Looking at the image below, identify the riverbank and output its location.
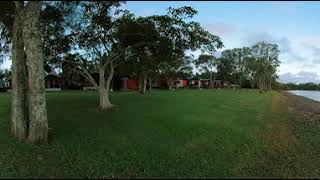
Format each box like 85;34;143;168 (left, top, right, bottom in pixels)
279;91;320;175
282;90;320;128
287;90;320;103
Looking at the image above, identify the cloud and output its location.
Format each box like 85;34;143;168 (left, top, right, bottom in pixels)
302;63;316;68
305;44;320;54
279;71;320;84
280;51;304;64
301;44;320;64
204;22;237;38
240;32;313;66
298;35;320;45
313;59;320;64
242;32;291;53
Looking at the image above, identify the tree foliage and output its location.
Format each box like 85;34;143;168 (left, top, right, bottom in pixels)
0;23;11;64
40;1;77;73
147;6;223;89
0;1;14;65
213;41;280;91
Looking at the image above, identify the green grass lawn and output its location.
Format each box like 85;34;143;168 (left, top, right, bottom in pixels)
1;89;320;178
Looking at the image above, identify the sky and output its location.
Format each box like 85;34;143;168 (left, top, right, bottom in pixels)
1;1;320;83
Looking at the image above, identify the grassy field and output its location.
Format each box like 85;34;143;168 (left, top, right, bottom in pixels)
1;89;320;178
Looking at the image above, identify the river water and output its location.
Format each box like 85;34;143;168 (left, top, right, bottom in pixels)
288;90;320;102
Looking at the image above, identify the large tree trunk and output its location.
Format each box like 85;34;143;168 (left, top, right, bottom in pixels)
143;75;147;93
138;72;147;94
250;77;255;89
138;75;143;94
11;2;28;141
258;76;263;93
166;78;174;90
239;73;242;90
233;74;237;90
99;66;107;109
210;70;213;88
99;63;114;110
22;1;48;144
99;62;114;109
105;63;114;108
263;76;268;92
251;80;255;89
268;76;272;91
149;78;152;91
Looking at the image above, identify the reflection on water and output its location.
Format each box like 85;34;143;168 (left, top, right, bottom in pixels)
288;90;320;102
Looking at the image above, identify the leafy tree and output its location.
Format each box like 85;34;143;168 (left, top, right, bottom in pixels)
243;56;257;89
71;2;152;109
40;1;76;74
71;1;124;109
0;1;76;73
219;42;280;92
61;53;84;89
216;57;235;82
0;69;11;88
0;69;11;79
0;23;11;65
158;53;194;90
250;41;280;92
0;1;14;33
220;47;251;89
149;6;223;89
195;70;218;80
117;16;161;94
0;1;15;66
194;54;217;87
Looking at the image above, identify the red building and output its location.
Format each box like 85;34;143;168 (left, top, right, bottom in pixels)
174;80;187;88
121;78;139;90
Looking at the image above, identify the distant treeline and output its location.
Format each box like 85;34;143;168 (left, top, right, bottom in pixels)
273;82;320;91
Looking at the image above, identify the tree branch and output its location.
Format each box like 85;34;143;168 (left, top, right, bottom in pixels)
78;62;98;88
105;61;114;90
92;46;102;59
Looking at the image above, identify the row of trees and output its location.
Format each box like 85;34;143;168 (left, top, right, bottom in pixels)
0;1;282;144
195;41;280;92
71;2;223;108
0;1;224;144
274;82;320;91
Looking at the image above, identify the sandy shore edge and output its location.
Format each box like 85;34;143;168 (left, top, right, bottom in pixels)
281;90;320;114
280;90;320;130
